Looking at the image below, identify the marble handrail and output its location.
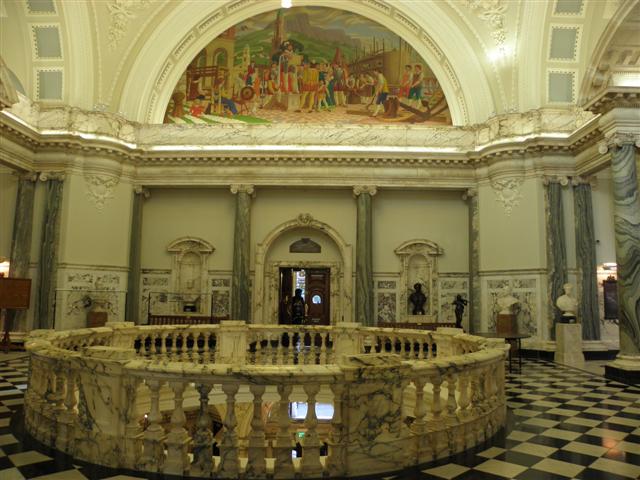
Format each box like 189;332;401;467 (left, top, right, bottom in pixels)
24;322;508;479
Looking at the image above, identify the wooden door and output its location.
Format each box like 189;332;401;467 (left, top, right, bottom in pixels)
278;267;293;324
305;268;330;325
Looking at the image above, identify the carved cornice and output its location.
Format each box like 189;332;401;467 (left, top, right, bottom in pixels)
353;185;378;197
584;87;640;115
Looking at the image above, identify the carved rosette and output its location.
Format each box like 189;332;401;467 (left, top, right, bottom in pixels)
84;174;119;210
491;177;524;216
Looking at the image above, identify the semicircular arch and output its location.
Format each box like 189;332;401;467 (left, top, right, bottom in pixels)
118;0;496;125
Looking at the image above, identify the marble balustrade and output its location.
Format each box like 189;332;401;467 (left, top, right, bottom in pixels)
25;322;508;479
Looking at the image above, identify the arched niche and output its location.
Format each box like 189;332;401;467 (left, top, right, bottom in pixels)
167;236;215;313
254;213;352;324
394;239;443;321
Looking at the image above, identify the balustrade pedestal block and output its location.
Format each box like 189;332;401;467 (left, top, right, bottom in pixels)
554;323;585;369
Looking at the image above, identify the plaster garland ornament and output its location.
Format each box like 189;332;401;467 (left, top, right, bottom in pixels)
352;185;378;197
84;174;120;210
467;0;508;47
491;177;523;215
107;0;151;49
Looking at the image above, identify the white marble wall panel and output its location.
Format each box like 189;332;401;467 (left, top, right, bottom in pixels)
374;278;398;324
140;269;171;322
210;275;231;318
56;265;128;330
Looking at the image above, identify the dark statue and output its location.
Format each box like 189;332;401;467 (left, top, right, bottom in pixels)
290;288;306;325
409;283;427;315
452;294;468;329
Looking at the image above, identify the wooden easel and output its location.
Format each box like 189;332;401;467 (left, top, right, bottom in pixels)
0;278;32;353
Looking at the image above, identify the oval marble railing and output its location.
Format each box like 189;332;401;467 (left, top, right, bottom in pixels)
24;321;508;479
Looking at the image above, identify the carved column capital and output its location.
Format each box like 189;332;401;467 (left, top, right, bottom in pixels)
133;185;151;198
352;185;377;197
462;188;478;200
542;175;570;186
598;132;640;154
571;176;597;188
230;184;255;196
38;172;65;182
11;170;38;182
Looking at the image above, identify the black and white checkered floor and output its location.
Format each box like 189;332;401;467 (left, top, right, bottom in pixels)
0;354;638;480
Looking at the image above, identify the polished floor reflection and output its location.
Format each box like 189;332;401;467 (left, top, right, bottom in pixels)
0;354;638;479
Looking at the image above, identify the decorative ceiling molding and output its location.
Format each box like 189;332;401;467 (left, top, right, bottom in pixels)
467;0;508;48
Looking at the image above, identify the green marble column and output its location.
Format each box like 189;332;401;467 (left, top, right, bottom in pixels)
231;185;253;322
465;189;480;333
545;179;568;340
354;186;376;326
8;173;37;331
573;180;600;341
610;142;640;357
125;187;147;324
36;175;64;330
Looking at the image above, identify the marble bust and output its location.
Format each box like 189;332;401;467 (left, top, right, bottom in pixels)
497;286;519;315
556;283;578;321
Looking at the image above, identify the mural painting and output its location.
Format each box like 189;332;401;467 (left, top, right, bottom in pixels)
163;7;452;125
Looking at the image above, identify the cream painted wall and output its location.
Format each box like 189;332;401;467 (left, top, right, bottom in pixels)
479;177;546;271
58;173;133;266
373;190;469;273
592;169;616;266
141;188;235;271
0;167;18;259
251;188;357;268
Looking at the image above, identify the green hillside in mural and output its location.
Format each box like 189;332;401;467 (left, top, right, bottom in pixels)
163;6;451;126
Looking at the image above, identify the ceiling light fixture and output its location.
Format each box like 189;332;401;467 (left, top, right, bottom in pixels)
281;0;292;8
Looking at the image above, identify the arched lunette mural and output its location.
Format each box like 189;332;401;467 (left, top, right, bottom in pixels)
163;6;452;126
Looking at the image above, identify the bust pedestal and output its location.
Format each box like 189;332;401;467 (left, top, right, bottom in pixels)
496;314;517;335
555;323;585;369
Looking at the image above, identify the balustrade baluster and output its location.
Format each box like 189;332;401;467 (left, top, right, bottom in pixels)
274;384;294;479
411;377;427;433
165;381;190;475
427;376;443;429
160;333;168;355
445;374;458;424
191;384;214;476
327;383;345;476
122;377;142;469
203;332;210;359
301;383;323;476
319;333;328;364
276;334;284;364
246;385;267;478
140;379;165;472
218;383;240;478
457;371;470;418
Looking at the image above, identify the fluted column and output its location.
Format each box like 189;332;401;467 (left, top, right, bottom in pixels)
231;184;254;321
36;173;65;330
544;177;568;340
8;172;37;331
125;187;148;324
464;189;480;332
600;135;640;377
573;177;600;340
354;185;376;326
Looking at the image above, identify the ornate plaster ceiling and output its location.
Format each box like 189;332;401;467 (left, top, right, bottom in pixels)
0;0;637;126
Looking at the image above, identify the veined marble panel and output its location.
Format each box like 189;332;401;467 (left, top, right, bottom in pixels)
482;274;546;342
140;272;171;322
376;292;397;324
439;277;469;325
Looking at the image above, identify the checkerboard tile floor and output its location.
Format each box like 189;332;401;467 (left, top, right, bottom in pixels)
0;354;638;479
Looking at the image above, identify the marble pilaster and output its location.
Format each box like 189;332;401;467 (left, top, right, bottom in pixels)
230;185;253;322
125;187;148;324
544;179;568;340
573;179;600;341
8;172;37;331
354;186;376;326
36;174;64;329
604;138;640;377
464;189;480;332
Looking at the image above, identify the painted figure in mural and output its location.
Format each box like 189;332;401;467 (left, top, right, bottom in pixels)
409;283;427;315
400;64;412;99
409;64;424;108
372;68;389;117
452;294;468;329
290;288;306;324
